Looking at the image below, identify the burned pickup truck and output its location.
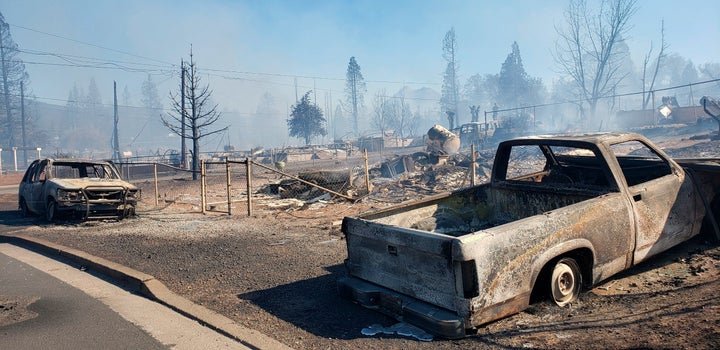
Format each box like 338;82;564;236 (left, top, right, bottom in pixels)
338;132;720;338
18;158;141;222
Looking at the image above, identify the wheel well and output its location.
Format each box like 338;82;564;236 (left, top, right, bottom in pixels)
530;248;593;303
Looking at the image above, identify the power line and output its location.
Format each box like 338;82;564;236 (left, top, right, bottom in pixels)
10;23;440;87
21;59;175;74
201;66;439;86
14;47;438;93
7;92;171;113
9;23;176;66
18;48;175;71
206;71;441;103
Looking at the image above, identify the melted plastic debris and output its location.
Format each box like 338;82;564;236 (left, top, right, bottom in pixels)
361;322;434;342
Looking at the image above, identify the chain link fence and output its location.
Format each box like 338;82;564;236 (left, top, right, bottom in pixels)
119;145;492;215
200;150;373;215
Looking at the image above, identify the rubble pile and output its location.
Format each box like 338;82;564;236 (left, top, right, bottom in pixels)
257;126;497;205
366;152;492;203
664;139;720;158
262;170;354;201
257;139;501;205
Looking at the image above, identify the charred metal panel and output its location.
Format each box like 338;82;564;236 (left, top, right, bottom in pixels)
343;217;459;311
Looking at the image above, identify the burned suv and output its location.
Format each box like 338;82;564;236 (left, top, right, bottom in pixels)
18;159;141;222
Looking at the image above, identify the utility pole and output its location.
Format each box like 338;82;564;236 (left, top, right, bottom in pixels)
0;29;14;150
329;91;334;140
180;59;187;169
21;81;27;165
112;81;121;162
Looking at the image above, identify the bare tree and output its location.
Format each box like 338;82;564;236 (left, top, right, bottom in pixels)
641;20;668;109
554;0;638;121
392;91;412;141
162;51;226;180
371;90;395;136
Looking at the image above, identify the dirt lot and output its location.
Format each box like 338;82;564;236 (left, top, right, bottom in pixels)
1;132;719;349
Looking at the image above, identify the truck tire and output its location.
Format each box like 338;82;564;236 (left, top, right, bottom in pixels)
19;198;30;217
550;257;581;307
46;199;58;223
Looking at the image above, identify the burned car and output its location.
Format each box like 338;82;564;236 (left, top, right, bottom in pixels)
18;158;141;222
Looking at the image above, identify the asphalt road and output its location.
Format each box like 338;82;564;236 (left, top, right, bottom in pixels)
0;247;167;349
0;243;250;350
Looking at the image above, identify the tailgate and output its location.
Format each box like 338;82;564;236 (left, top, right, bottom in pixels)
342;216;459;311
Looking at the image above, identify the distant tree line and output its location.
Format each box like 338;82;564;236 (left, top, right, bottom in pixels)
430;0;720;136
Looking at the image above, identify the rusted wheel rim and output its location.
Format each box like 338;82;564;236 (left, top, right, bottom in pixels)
551;258;580;306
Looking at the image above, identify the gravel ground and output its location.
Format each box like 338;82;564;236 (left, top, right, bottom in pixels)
5;201;719;349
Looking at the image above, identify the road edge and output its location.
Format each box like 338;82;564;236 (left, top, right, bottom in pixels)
0;233;292;350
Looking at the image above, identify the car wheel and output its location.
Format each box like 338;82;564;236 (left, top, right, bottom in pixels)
19;198;30;217
46;199;58;223
550;257;581;307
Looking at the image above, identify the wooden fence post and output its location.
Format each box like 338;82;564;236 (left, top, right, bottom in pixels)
246;159;253;216
471;144;476;187
364;149;370;193
153;163;159;206
226;159;232;215
201;160;206;214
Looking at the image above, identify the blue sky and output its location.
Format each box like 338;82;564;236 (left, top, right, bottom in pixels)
2;0;719;117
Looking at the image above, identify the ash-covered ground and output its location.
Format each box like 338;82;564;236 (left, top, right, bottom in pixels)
1;129;719;349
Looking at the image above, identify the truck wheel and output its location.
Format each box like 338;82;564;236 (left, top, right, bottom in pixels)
550;257;581;307
46;200;58;223
19;198;30;217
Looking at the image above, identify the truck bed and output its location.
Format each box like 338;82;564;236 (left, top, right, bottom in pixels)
362;182;609;237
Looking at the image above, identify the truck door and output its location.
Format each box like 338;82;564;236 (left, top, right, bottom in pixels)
610;141;696;264
28;160;50;213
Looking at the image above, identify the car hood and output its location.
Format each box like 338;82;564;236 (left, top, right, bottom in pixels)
49;178;138;190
